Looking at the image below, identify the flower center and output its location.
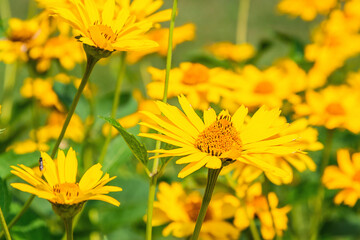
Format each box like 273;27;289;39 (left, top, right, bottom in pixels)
181;63;210;85
254;80;274;94
184;198;212;222
53;183;80;201
195;114;242;157
353;171;360;182
325;103;345;116
89;24;118;42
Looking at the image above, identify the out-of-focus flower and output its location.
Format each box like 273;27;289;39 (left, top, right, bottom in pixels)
295;85;360;133
102;89;160;136
0;15;49;64
151;182;239;240
139;95;299;178
277;0;337;21
46;0;158;52
11;148;122;206
323;149;360;207
7;140;50;154
127;23;196;63
147;62;238;110
207;42;255;62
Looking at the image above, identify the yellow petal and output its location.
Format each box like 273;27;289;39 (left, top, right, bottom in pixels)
79;163;103;191
65;147;78;183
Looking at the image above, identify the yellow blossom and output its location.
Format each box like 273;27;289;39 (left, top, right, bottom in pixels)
323;149;360;207
139;95;299;178
207;42;255;62
11;148;122;206
151;182;239;240
7;140;50;154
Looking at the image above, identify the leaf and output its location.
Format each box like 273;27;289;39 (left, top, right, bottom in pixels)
101;116;148;167
0;177;10;218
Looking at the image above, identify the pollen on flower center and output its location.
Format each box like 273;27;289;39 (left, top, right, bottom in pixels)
195;114;242;157
181;63;210;85
325;102;345;115
53;183;80;201
89;23;118;42
254;80;274;94
185;198;212;222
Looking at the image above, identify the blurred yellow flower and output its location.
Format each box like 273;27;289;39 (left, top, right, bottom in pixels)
295;85;360;133
207;42;255;62
127;23;196;63
7;140;50;154
11;148;122;206
147;62;238;110
151;182;239;240
277;0;337;21
47;0;158;52
323;149;360;207
139;95;299;178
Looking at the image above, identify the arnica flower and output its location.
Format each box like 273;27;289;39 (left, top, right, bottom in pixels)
139;95;299;178
323;149;360;207
151;182;239;240
47;0;158;53
294;85;360;133
207;41;255;62
277;0;337;21
147;63;239;110
127;23;196;64
11;148;122;207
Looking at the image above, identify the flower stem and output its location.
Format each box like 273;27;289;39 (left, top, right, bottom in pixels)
249;216;261;240
236;0;250;44
191;168;222;240
1;62;18;125
98;52;127;165
0;207;11;240
63;217;73;240
145;1;177;239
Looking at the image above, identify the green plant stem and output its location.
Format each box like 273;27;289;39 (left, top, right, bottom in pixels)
145;1;177;240
0;207;11;240
98;52;127;165
63;217;73;240
236;0;250;44
191;168;222;240
1;62;18;125
249;218;261;240
0;0;11;28
310;128;334;240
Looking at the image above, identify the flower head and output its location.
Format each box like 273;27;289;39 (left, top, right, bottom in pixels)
207;41;255;62
11;148;122;206
323;149;360;207
139;95;299;178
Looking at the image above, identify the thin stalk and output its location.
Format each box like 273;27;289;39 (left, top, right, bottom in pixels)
0;0;11;28
191;168;222;240
236;0;250;44
98;52;127;165
310;128;334;240
145;1;177;239
0;207;11;240
1;62;18;125
63;217;73;240
249;218;261;240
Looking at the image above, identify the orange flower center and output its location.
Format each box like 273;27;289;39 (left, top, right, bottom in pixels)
254;80;274;94
195;114;242;157
325;103;345;116
8;31;36;42
184;198;212;222
353;171;360;182
88;23;119;49
53;183;80;201
181;63;210;85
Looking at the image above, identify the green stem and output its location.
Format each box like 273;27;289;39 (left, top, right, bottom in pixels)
249;218;261;240
145;1;177;240
50;54;99;159
98;52;127;165
0;207;11;240
63;217;73;240
236;0;250;44
0;0;11;28
1;62;18;125
191;168;222;240
310;128;334;240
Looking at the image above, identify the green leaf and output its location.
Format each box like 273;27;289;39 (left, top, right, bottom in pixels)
101;116;148;167
0;177;10;218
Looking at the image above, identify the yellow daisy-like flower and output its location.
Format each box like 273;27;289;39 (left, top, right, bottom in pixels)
11;148;122;206
323;149;360;207
139;95;299;178
152;182;239;240
47;0;158;52
207;41;255;62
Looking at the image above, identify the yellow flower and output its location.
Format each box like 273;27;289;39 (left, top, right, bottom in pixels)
127;23;196;64
323;149;360;207
207;42;255;62
7;140;50;154
47;0;158;52
139;95;299;178
11;148;122;206
277;0;337;21
151;182;239;240
294;85;360;133
147;62;238;110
